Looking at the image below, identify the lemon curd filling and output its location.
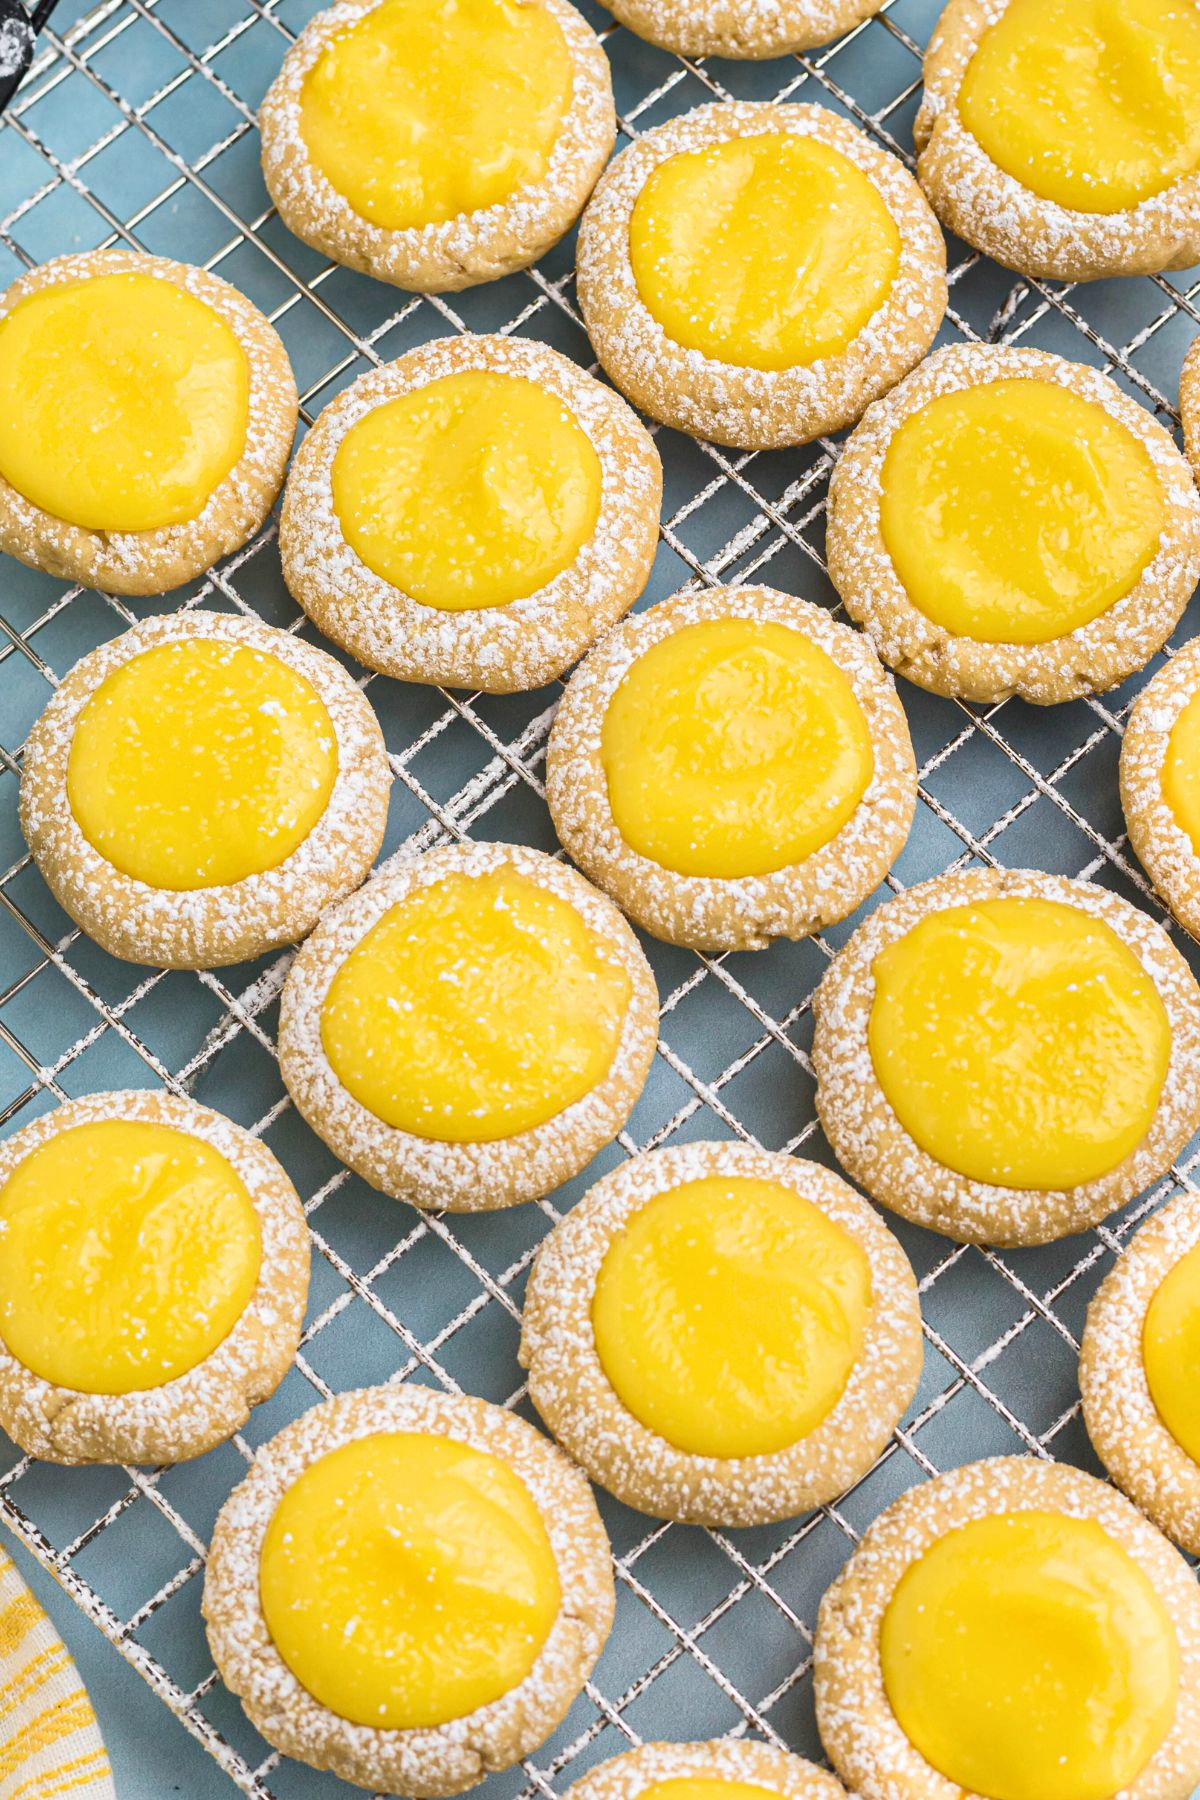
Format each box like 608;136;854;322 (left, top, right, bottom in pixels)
331;370;602;610
878;379;1166;645
320;869;631;1142
1144;1240;1200;1465
0;271;249;534
600;619;874;879
636;1782;781;1800
66;639;339;892
0;1119;262;1395
259;1431;560;1730
298;0;574;232
868;898;1171;1191
880;1511;1179;1800
628;133;900;372
1162;688;1200;857
957;0;1200;216
591;1175;870;1459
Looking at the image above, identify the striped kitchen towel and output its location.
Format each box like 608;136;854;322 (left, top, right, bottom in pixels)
0;1546;113;1800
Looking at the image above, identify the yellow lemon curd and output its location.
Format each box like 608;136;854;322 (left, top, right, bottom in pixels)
867;897;1170;1190
1144;1238;1200;1465
600;618;874;878
878;379;1165;644
67;639;338;892
298;0;574;230
1163;687;1200;857
0;271;248;533
259;1431;560;1729
331;370;601;609
958;0;1200;216
636;1783;781;1800
880;1510;1179;1800
591;1174;870;1458
0;1118;261;1394
628;133;900;371
319;868;631;1142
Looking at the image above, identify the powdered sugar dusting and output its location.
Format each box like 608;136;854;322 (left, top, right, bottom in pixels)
602;0;882;59
277;840;660;1211
521;1139;922;1527
203;1384;614;1795
1121;639;1200;937
546;584;917;951
0;1089;310;1466
19;609;391;969
562;1738;848;1800
812;868;1200;1247
827;341;1200;705
280;333;662;693
576;100;947;450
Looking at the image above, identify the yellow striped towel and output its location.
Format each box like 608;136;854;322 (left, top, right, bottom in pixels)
0;1547;113;1800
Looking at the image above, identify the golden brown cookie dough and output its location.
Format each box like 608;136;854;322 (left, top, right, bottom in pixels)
546;584;917;952
204;1384;614;1796
916;0;1200;281
812;868;1200;1247
259;0;615;292
20;610;391;970
0;249;297;596
1081;1189;1200;1557
814;1456;1200;1800
280;333;662;693
1181;334;1200;481
1120;639;1200;939
601;0;883;60
521;1140;922;1526
0;1090;309;1466
577;101;946;450
562;1740;848;1800
827;343;1200;706
277;840;659;1212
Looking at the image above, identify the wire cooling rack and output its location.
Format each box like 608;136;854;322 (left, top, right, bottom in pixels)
4;2;1200;1795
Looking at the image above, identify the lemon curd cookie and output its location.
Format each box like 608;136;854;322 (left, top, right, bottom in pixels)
20;611;390;970
277;841;659;1211
827;344;1200;707
916;0;1200;282
0;1090;309;1466
601;0;883;61
1120;639;1200;938
1081;1190;1200;1557
280;334;662;693
546;585;917;952
812;868;1200;1247
576;101;946;450
0;249;297;596
259;0;615;293
204;1384;614;1795
521;1141;922;1526
814;1456;1200;1800
561;1740;848;1800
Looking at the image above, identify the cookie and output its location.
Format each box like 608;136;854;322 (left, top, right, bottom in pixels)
577;100;946;449
521;1140;922;1526
812;867;1200;1247
827;343;1200;706
277;840;659;1211
0;249;296;596
204;1384;614;1796
0;1090;309;1466
561;1740;848;1800
20;610;391;969
915;0;1200;282
1081;1189;1200;1557
259;0;615;292
1120;638;1200;939
601;0;883;60
815;1456;1200;1800
280;333;662;693
546;583;916;951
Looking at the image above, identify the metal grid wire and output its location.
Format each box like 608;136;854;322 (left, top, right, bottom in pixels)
3;1;1200;1794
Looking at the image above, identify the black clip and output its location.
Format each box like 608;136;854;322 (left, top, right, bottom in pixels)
0;2;60;115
